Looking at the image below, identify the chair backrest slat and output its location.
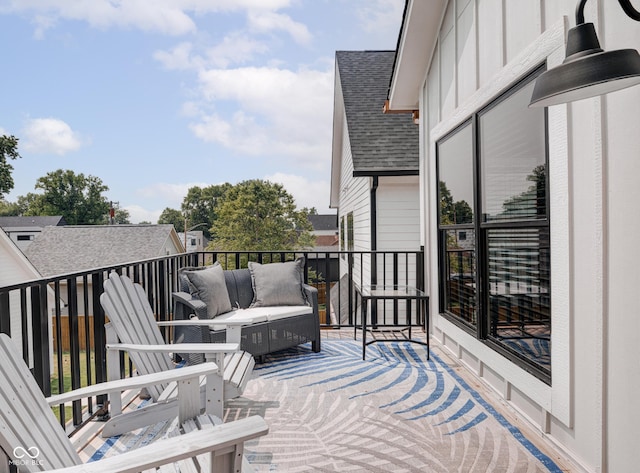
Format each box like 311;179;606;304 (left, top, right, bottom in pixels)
100;272;174;400
0;334;81;471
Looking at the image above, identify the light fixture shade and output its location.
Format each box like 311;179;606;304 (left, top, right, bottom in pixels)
530;22;640;107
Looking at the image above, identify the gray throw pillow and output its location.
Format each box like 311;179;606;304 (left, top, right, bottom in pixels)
248;257;309;307
182;262;232;319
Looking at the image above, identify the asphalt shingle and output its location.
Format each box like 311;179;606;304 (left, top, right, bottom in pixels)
24;225;179;277
335;50;419;175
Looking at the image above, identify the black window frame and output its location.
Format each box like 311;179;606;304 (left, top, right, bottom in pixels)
436;65;551;384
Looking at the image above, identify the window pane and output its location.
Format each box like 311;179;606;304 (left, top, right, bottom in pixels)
479;80;546;222
487;227;550;370
347;212;354;251
438;124;474;225
443;229;477;327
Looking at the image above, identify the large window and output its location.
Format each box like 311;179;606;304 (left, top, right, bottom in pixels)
437;67;551;382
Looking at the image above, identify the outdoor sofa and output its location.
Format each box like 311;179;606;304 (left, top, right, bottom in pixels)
173;258;321;361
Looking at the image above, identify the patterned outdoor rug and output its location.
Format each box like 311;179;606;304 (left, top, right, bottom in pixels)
82;340;565;472
236;340;563;473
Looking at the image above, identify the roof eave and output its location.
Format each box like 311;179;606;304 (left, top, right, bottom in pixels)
330;58;345;209
353;168;419;177
387;0;448;112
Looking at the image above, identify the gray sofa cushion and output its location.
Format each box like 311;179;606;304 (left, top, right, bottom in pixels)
182;262;232;318
225;269;254;309
248;257;309;307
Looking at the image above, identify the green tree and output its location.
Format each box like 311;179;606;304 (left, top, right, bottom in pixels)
439;181;473;225
158;207;185;233
210;179;314;251
500;164;546;218
0;199;21;216
22;169;110;224
0;135;21;198
181;184;232;239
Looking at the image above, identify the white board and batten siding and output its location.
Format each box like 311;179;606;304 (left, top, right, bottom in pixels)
418;0;640;471
376;177;420;252
375;177;421;322
376;176;420;286
337;118;372;286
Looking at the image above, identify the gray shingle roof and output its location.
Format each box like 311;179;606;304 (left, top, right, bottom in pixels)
335;50;419;175
0;216;66;228
24;225;180;277
308;214;338;231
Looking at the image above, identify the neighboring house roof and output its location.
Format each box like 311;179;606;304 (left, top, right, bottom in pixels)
0;228;43;285
24;225;185;277
308;214;338;232
0;216;67;228
335;50;419;176
315;235;339;247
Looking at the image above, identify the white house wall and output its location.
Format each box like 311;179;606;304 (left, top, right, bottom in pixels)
0;231;53;369
599;2;640;471
376;176;421;319
0;241;33;355
376;176;420;288
376;176;420;253
338;118;371;286
417;0;639;471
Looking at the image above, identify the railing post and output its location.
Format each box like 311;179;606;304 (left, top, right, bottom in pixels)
66;277;83;425
417;247;425;292
0;290;9;336
82;274;93;416
348;252;354;325
158;259;168;341
324;252;331;326
20;288;29;361
31;282;51;396
92;272;108;408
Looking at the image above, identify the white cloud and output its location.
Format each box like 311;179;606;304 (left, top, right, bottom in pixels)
3;0;297;37
21;118;83;155
204;32;270;68
154;33;269;71
154;42;201;70
128;181;215;223
124;204;163;224
264;172;331;213
135;181;209;206
247;10;312;44
357;0;405;37
190;65;333;167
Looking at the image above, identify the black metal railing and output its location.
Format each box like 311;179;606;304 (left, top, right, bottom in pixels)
0;249;423;433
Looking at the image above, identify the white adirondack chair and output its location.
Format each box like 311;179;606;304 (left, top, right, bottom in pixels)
0;333;268;473
100;272;256;437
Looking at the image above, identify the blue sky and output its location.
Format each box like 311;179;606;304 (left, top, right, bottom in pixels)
0;0;404;223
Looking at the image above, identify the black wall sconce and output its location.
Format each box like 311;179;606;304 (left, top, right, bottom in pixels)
530;0;640;107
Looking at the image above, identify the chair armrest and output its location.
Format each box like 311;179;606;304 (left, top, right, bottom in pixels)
157;319;248;327
107;342;240;354
46;362;218;406
303;284;319;314
173;291;207;312
43;416;269;473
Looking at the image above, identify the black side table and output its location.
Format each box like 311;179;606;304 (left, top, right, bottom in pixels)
355;284;429;360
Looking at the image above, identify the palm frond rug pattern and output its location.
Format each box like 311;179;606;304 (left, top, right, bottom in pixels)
235;340;563;473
